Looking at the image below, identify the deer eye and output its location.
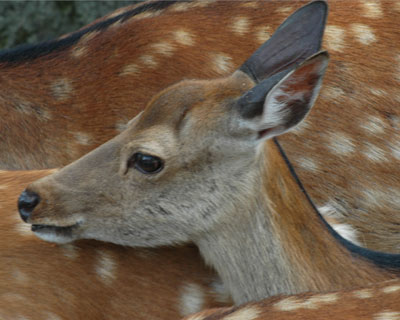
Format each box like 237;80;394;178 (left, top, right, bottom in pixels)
128;152;164;174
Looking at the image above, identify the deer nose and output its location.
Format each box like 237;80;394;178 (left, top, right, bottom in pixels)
18;190;41;222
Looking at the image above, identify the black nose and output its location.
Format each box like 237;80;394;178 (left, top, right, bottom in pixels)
18;190;41;222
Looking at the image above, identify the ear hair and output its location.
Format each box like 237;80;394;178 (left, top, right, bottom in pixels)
236;51;330;140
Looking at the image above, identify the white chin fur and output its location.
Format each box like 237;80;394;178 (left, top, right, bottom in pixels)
34;231;73;244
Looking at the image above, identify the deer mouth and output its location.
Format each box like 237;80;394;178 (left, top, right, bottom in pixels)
31;223;80;243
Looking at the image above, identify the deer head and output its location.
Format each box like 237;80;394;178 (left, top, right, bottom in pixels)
18;1;328;248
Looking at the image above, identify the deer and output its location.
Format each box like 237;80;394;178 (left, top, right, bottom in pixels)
2;0;400;254
183;279;400;320
0;169;232;319
17;1;400;306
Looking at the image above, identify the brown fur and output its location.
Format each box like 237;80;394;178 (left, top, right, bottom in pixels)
0;170;231;319
183;279;400;320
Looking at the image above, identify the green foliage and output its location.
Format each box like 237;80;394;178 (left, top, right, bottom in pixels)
0;1;140;50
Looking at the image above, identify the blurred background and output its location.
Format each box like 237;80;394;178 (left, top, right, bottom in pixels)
0;1;140;50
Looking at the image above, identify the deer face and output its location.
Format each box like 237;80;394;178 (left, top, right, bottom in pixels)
18;73;258;245
18;1;328;246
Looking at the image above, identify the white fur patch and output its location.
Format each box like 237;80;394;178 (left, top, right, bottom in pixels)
231;17;250;36
353;288;374;299
74;132;92;146
382;285;400;294
95;249;117;285
327;132;355;156
362;142;387;162
224;306;261;320
325;25;346;52
173;30;195;46
331;223;361;246
211;53;234;74
151;41;176;57
362;0;383;18
374;311;400;320
296;157;319;173
256;26;272;44
51;78;73;101
120;63;140;76
274;293;338;311
139;55;158;68
360;115;386;135
179;283;205;316
350;23;377;45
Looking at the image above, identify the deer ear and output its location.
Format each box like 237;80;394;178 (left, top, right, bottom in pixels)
236;51;329;140
240;1;328;82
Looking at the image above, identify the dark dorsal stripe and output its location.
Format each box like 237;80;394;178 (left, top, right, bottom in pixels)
273;137;400;271
0;1;177;64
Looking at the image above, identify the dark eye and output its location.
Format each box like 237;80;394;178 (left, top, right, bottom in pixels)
127;152;164;174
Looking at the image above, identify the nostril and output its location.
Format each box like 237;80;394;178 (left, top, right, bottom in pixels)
18;190;41;222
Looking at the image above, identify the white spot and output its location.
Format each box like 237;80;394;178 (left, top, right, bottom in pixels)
95;249;117;285
129;10;162;21
327;132;355;156
173;30;195;46
325;25;346;52
72;31;100;58
350;23;377;45
362;1;383;18
275;7;293;14
151;41;176;57
171;2;193;12
369;88;387;96
184;315;206;320
382;284;400;294
51;78;73;101
362;142;387;162
139;55;158;68
211;53;234;74
331;223;361;246
74;132;92;146
224;306;261;320
256;26;272;44
241;2;259;8
322;86;345;100
296;157;319;173
15;220;33;237
231;17;250;36
60;243;79;259
353;288;374;299
179;283;205;316
120;63;140;76
274;293;338;311
360;115;386;134
374;311;400;320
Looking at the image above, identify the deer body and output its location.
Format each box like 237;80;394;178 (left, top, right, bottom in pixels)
0;170;230;320
19;2;400;306
184;279;400;320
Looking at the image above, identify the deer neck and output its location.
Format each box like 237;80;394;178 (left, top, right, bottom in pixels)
196;139;395;305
